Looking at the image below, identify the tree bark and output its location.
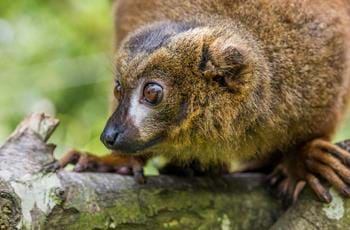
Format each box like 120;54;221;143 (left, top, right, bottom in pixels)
0;113;349;230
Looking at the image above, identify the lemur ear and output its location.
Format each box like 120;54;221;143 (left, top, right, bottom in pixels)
199;39;250;90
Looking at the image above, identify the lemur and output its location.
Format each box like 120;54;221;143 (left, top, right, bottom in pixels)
46;0;350;203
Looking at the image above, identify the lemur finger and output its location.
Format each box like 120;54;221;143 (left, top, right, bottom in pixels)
312;139;350;165
306;159;350;197
72;154;90;172
292;181;306;204
310;149;350;183
58;149;85;168
267;164;286;186
306;174;332;203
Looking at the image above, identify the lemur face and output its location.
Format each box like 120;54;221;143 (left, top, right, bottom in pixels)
100;21;258;154
100;22;195;153
100;71;182;153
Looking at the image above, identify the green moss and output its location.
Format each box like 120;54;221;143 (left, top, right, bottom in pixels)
50;187;282;230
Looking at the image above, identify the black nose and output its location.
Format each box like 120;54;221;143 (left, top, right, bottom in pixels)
100;126;121;149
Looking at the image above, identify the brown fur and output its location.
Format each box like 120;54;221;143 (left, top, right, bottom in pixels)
109;0;350;171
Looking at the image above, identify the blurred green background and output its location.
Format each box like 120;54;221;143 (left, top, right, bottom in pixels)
0;0;112;157
1;0;350;162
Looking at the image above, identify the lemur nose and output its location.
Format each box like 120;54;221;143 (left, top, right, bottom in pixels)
100;126;122;149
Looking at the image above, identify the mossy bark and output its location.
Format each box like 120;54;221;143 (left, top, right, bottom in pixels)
0;113;349;229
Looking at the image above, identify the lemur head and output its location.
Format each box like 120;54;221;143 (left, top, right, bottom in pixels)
100;21;271;154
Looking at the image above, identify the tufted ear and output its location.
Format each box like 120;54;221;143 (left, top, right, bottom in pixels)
199;38;251;91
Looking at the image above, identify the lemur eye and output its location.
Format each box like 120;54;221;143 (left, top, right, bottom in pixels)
143;83;163;105
114;80;122;98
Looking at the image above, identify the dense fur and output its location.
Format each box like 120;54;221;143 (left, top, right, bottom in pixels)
107;0;350;171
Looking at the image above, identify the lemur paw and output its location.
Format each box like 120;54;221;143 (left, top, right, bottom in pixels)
41;149;146;184
268;139;350;204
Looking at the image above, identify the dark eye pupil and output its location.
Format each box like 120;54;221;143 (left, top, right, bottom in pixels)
143;83;163;105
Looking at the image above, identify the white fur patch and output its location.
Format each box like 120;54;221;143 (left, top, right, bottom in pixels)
128;84;151;128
